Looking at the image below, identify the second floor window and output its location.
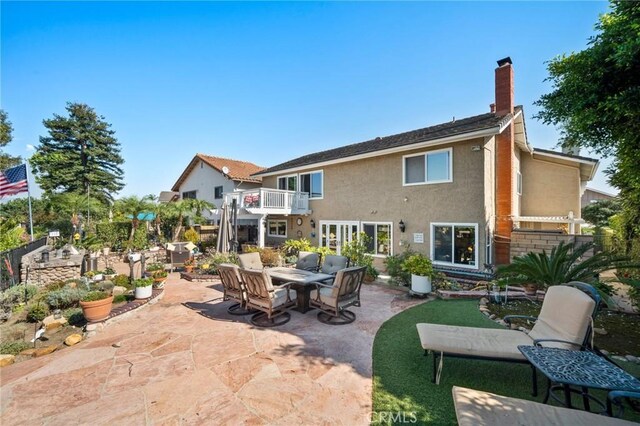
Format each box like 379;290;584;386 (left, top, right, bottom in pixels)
214;186;223;199
299;171;323;199
403;148;452;185
182;190;196;199
278;175;297;191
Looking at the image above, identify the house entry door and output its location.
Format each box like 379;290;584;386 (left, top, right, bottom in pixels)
319;221;359;255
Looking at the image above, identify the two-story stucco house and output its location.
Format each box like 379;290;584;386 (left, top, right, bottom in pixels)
229;58;599;270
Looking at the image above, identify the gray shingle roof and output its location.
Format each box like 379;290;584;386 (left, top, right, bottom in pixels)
255;109;517;176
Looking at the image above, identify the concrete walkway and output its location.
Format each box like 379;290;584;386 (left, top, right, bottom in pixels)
1;274;424;425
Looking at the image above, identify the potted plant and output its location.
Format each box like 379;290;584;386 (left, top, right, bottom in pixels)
80;290;114;322
402;253;434;295
103;267;116;280
183;257;195;274
151;270;168;288
133;277;154;299
364;264;379;283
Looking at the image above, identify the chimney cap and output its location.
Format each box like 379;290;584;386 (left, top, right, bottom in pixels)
497;57;512;67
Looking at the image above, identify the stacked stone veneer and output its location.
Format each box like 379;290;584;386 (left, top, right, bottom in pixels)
510;231;594;259
20;246;85;287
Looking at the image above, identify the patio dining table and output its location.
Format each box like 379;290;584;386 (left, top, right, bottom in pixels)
267;267;334;313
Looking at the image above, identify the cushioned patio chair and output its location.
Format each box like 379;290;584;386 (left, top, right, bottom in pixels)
416;282;601;393
295;251;319;272
238;252;263;270
239;268;297;327
452;386;637;426
318;255;349;284
217;263;252;315
309;266;366;325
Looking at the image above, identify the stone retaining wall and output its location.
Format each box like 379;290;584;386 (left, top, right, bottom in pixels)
510;231;594;260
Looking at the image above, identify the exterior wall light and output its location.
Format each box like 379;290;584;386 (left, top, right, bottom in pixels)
310;219;316;228
399;220;406;233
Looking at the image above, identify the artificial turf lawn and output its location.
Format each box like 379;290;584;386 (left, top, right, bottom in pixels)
371;299;640;425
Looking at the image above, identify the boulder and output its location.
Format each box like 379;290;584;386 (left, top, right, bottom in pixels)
43;315;68;331
593;327;608;336
33;345;58;357
64;334;82;346
600;349;610;356
20;348;36;356
112;286;128;296
612;355;627;362
625;355;639;363
0;354;15;367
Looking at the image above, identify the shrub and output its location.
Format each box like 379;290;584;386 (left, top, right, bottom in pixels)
1;284;39;305
113;294;128;304
132;277;153;288
26;304;48;322
104;267;116;275
46;287;88;309
0;341;31;355
113;274;130;288
198;251;239;274
341;233;374;269
145;262;164;272
282;238;313;256
402;254;434;277
82;291;110;302
366;264;379;280
184;227;199;244
45;280;67;291
384;246;417;286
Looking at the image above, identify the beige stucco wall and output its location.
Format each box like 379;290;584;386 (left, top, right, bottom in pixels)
262;138;489;268
520;155;581;217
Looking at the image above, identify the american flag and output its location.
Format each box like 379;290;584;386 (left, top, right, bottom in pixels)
0;164;29;197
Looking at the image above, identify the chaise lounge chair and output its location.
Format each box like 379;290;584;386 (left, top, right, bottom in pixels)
452;386;637;426
416;282;601;393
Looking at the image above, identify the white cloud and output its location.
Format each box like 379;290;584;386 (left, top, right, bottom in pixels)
26;144;35;152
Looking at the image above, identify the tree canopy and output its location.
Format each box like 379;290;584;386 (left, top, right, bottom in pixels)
582;198;622;228
30;103;125;202
535;1;640;244
0;109;22;170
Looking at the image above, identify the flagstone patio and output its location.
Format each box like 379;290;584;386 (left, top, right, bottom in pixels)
0;273;425;425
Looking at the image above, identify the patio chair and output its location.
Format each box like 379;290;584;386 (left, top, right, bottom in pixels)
416;282;601;393
309;266;366;325
319;255;350;283
295;251;319;272
217;263;252;315
239;268;297;327
238;252;263;270
452;386;637;426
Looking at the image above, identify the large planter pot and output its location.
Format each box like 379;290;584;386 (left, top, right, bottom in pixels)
411;274;432;295
80;295;114;322
184;265;194;274
135;286;153;299
153;276;166;289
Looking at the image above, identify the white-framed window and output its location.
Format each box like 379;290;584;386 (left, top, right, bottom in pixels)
299;170;323;199
214;186;223;199
403;148;452;186
267;220;287;237
362;222;393;256
182;190;197;199
485;226;493;267
431;223;478;268
516;171;522;195
277;175;297;191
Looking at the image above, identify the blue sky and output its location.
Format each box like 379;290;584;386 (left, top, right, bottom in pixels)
1;1;615;199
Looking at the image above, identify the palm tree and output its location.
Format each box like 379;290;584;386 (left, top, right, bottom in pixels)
168;198;215;241
114;195;154;245
50;192;105;239
187;198;215;225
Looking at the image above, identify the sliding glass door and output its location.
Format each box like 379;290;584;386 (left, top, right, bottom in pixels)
319;221;359;255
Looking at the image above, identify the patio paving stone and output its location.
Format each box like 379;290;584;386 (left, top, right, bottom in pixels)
0;274;426;425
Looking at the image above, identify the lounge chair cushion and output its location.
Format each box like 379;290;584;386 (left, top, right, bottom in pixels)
249;287;297;310
238;252;263;270
296;251;319;272
320;255;349;275
528;285;596;349
310;286;357;309
416;323;534;360
452;386;635;426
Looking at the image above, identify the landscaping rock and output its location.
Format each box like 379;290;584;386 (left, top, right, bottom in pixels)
64;334;82;346
482;311;490;316
510;323;519;330
518;327;529;333
85;323;102;332
496;320;507;327
112;342;122;348
600;349;610;356
112;286;128;296
489;314;497;320
43;315;68;331
612;355;628;362
594;327;608;336
625;355;639;363
0;354;15;367
33;345;58;357
479;297;489;305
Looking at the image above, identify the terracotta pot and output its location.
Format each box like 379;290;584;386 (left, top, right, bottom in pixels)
523;283;538;296
80;295;114;322
153;276;166;283
364;274;376;283
184;266;194;273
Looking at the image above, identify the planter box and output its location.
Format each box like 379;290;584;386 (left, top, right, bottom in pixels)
135;286;153;299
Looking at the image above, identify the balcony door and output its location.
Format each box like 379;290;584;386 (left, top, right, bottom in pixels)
319;221;359;255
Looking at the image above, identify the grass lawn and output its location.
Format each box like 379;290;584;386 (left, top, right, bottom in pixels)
372;299;640;425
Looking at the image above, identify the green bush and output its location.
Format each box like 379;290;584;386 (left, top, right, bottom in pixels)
0;341;31;355
132;277;153;288
62;307;85;326
282;238;313;256
1;284;39;305
184;227;199;244
113;274;131;288
26;304;48;322
145;262;164;272
82;291;110;302
341;233;374;269
46;287;88;309
198;251;239;274
402;254;434;277
112;294;128;304
96;221;130;251
104;267;116;275
384;246;417;286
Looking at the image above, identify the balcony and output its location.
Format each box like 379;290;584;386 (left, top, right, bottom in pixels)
224;188;310;215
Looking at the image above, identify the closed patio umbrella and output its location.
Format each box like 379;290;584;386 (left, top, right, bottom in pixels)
216;203;232;253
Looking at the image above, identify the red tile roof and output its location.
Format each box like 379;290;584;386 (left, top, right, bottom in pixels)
171;154;264;191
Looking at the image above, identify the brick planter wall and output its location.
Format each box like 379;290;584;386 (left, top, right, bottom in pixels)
510;231;594;259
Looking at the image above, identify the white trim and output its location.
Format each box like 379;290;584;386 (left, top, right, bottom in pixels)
430;222;479;269
267;219;288;238
402;147;453;186
277;174;298;191
516;170;522;195
318;220;360;255
533;150;598;166
585;187;617;197
298;169;324;200
361;221;394;257
255;127;501;177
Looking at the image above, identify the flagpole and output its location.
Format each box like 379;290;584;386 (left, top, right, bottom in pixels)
25;163;34;242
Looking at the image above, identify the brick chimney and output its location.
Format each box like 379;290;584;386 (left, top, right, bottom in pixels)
494;57;515;265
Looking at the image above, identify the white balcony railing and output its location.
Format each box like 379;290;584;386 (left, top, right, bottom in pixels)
223;188;310;214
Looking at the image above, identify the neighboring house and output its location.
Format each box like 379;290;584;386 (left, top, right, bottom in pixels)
581;187;617;208
171;154;265;244
230;58;598;270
